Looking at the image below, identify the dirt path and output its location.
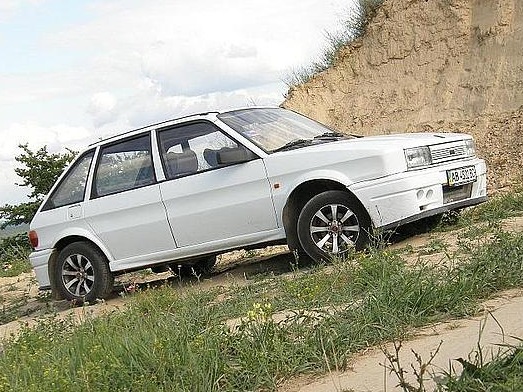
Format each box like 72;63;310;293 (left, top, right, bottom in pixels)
0;246;292;340
281;290;523;392
279;216;523;391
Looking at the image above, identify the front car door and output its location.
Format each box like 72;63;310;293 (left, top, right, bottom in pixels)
157;121;279;250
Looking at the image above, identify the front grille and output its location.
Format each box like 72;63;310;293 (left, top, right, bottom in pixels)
429;142;467;164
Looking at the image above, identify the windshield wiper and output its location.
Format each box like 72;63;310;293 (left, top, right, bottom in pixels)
272;138;313;152
313;131;346;140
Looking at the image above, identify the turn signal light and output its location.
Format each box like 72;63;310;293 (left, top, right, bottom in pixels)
28;230;38;248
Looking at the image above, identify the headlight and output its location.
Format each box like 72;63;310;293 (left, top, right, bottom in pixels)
404;146;432;169
464;139;475;157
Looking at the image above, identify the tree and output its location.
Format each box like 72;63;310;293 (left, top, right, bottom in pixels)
0;144;76;228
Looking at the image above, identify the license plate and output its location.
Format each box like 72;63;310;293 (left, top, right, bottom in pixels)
447;166;477;187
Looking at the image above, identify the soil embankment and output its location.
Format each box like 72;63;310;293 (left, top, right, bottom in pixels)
284;0;523;191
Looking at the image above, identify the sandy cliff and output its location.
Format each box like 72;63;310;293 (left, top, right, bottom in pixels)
284;0;523;191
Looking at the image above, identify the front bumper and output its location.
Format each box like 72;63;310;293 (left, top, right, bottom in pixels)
29;248;53;290
349;158;487;230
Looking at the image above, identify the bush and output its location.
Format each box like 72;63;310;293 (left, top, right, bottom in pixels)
0;234;32;277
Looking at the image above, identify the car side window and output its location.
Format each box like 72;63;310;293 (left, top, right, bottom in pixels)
158;122;249;180
93;134;155;198
42;150;95;211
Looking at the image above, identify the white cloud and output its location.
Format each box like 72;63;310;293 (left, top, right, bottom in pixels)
0;0;44;20
43;0;350;97
0;122;91;162
0;121;91;203
87;92;118;127
226;44;258;59
139;43;276;96
90;81;286;139
0;160;29;204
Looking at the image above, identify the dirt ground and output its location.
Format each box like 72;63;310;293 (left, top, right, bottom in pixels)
1;218;522;391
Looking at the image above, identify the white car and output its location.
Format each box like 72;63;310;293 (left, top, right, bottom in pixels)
28;107;487;301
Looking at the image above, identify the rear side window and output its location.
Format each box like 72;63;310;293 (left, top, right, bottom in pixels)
42;150;95;211
93;134;155;198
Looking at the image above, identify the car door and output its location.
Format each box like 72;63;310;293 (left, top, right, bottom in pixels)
157;121;278;248
83;133;176;263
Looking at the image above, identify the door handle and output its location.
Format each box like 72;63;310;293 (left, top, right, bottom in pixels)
68;205;83;220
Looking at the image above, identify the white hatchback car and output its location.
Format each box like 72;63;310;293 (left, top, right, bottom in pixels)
29;107;487;301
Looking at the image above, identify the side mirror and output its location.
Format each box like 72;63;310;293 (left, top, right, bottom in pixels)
216;146;257;165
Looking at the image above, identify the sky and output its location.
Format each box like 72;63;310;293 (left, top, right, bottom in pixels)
0;0;354;205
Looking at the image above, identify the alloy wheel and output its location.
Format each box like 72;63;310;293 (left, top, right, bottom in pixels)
61;254;95;297
309;203;360;254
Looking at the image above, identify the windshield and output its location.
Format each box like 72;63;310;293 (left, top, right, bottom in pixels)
217;108;346;152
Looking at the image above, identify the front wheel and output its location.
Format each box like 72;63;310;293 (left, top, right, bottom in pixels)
297;191;371;262
55;242;114;303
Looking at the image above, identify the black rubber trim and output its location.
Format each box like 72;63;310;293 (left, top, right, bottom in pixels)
39;285;51;291
379;195;488;231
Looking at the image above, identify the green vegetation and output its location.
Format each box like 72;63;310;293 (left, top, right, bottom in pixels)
462;187;523;223
0;144;75;229
0;234;31;278
0;184;521;391
384;337;523;392
0;224;29;239
1;206;523;390
285;0;384;88
444;341;523;391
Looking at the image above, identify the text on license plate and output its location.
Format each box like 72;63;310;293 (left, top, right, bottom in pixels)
447;166;477;187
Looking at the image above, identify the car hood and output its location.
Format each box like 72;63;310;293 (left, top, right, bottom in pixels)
264;132;472;184
272;132;470;156
307;132;469;152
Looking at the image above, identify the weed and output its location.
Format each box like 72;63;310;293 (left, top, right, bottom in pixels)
382;340;443;392
419;238;448;256
284;0;384;88
443;339;523;391
438;188;523;231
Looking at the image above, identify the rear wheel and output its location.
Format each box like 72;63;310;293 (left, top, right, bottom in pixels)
297;191;371;262
55;242;114;302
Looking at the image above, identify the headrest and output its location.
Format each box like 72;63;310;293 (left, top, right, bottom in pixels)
166;150;198;177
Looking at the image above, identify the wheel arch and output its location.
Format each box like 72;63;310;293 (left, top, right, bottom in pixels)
282;179;368;251
52;229;113;262
49;233;112;299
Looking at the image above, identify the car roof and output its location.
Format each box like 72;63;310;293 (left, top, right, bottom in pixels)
88;106;279;147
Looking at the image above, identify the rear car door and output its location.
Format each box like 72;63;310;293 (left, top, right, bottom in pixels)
157;121;278;248
84;133;176;263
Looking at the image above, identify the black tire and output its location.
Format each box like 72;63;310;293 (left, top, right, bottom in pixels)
297;190;371;262
55;242;114;303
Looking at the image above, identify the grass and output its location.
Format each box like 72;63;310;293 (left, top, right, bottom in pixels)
0;190;522;391
382;338;523;392
1;224;523;390
443;341;523;391
0;233;32;278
